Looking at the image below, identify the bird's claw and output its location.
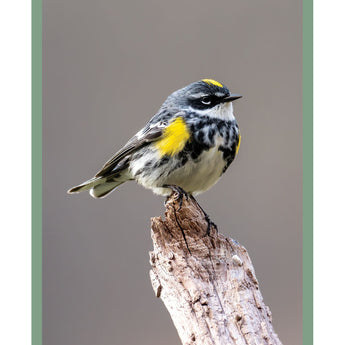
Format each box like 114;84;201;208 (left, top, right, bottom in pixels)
163;185;189;210
204;214;218;235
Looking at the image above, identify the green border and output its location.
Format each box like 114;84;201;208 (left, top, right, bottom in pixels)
32;0;42;344
303;0;313;344
32;1;312;344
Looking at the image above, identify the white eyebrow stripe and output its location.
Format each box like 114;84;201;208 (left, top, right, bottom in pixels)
188;92;208;99
215;92;225;97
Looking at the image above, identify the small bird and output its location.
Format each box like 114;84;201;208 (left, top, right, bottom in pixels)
68;79;242;206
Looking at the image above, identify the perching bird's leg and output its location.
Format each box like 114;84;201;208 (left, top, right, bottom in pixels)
163;184;189;211
190;195;218;236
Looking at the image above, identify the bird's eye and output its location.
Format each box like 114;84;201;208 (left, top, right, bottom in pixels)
201;97;211;105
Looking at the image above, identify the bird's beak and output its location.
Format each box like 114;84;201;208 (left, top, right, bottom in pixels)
223;94;243;103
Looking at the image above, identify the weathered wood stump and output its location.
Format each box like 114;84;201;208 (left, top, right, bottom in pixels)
149;191;283;345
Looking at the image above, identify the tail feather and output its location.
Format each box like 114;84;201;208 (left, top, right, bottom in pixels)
68;177;106;194
68;174;127;199
89;180;125;199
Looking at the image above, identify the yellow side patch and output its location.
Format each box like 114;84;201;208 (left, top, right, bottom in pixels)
202;79;223;88
236;132;241;155
155;117;190;157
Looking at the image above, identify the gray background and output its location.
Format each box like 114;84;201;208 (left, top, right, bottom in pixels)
43;1;302;344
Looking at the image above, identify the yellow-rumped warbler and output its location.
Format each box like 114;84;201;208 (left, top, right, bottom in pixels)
68;79;242;201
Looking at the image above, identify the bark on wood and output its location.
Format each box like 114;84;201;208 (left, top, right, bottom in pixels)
149;191;283;345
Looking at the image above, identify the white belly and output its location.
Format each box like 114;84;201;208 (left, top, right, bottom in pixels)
131;146;226;196
167;147;225;194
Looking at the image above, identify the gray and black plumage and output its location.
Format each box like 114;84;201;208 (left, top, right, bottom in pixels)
68;79;242;199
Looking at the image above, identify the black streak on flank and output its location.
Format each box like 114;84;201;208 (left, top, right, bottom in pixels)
219;138;238;174
186;138;211;160
197;131;204;142
208;128;215;143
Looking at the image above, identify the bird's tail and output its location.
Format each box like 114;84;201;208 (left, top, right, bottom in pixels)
68;175;126;199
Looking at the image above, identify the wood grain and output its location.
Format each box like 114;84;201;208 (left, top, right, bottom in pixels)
149;191;283;345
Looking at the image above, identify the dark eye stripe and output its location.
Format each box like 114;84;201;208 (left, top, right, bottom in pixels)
189;95;220;110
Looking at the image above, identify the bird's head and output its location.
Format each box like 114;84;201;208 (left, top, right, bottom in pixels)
163;79;242;119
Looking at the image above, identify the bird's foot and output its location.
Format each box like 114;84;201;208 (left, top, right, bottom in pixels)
163;184;189;211
204;214;218;236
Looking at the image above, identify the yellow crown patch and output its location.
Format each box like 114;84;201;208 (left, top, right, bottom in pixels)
202;79;223;88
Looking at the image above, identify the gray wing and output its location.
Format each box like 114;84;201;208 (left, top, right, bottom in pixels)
94;122;166;178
